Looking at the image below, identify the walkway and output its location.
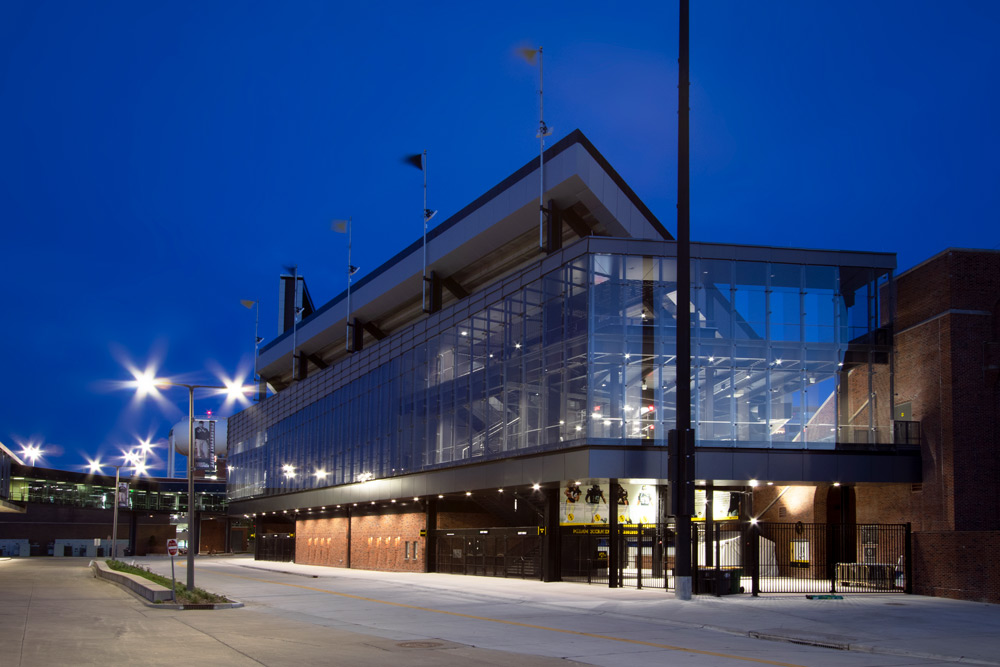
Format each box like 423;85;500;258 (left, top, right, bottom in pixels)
4;555;999;666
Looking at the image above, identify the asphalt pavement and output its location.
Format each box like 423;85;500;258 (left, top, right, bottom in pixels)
3;555;999;666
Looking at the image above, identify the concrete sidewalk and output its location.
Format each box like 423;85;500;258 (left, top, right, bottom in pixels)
0;557;585;667
5;555;999;666
189;555;1000;666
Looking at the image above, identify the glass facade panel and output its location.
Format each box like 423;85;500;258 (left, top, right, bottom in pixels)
227;248;894;501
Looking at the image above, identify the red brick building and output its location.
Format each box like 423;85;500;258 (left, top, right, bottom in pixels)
890;248;1000;602
752;249;1000;603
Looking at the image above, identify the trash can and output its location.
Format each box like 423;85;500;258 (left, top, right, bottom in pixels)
697;568;742;595
696;568;718;595
724;568;744;594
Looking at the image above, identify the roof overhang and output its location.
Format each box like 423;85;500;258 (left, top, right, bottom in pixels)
258;130;670;386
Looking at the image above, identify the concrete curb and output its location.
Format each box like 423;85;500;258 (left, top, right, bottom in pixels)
745;630;1000;666
90;560;243;610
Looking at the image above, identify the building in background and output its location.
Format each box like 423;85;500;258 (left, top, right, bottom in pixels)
0;463;241;558
0;441;24;515
227;132;934;591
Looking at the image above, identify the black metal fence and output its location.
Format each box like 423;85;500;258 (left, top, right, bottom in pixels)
562;524;672;589
748;522;910;594
561;521;910;595
435;527;542;579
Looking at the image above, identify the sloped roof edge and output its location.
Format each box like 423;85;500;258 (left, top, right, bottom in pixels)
261;130;670;356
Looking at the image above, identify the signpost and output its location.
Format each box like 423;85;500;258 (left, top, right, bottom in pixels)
166;539;179;601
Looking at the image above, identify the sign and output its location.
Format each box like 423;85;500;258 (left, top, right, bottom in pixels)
166;539;179;557
117;482;130;508
559;479;659;526
194;420;216;471
419;529;427;537
165;539;179;602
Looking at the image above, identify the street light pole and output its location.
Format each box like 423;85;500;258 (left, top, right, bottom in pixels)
128;370;247;590
187;385;195;591
111;464;121;559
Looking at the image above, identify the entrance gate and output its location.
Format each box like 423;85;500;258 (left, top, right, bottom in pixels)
561;522;911;595
561;524;672;589
435;527;542;579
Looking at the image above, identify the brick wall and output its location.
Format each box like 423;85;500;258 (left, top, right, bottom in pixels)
296;512;425;572
855;485;917;526
895;249;1000;533
912;531;1000;604
296;516;349;567
754;485;817;523
350;512;425;572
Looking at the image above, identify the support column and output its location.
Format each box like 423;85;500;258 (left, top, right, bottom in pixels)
704;481;714;569
673;0;694;602
345;507;352;569
608;479;619;588
424;497;437;573
542;487;561;582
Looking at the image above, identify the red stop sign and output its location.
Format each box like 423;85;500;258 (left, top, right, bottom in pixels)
166;539;179;556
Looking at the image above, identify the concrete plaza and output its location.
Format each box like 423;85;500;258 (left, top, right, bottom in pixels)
3;555;999;666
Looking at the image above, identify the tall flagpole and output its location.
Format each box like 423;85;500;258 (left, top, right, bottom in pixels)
421;150;431;312
536;48;550;251
347;216;353;350
290;264;298;380
240;298;262;400
252;300;260;393
403;151;435;312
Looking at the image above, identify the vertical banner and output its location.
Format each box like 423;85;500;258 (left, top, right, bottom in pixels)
194;420;216;472
117;482;129;508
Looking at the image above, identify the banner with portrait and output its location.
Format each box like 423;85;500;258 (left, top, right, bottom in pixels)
117;481;129;509
193;419;216;472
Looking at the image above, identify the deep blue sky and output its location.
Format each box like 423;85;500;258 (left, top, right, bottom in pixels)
2;1;997;474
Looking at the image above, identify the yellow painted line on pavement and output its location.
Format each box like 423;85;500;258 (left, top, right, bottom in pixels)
210;568;806;667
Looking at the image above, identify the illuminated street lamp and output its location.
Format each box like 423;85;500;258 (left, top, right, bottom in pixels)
20;443;43;466
130;372;247;590
94;445;148;559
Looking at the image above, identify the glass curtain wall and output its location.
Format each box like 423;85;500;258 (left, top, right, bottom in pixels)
228;250;893;501
587;253;892;449
229;258;591;500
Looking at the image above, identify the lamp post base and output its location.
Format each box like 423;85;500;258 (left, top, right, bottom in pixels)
675;576;693;600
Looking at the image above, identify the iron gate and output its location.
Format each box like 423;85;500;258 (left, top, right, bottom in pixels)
747;522;911;594
562;524;673;589
561;522;910;595
435;527;541;579
256;532;295;562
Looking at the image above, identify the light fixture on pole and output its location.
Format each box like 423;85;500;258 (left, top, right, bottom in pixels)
19;443;43;466
281;264;303;381
520;46;554;251
240;299;263;399
101;445;147;560
403;152;437;313
333;218;360;352
130;373;247;590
